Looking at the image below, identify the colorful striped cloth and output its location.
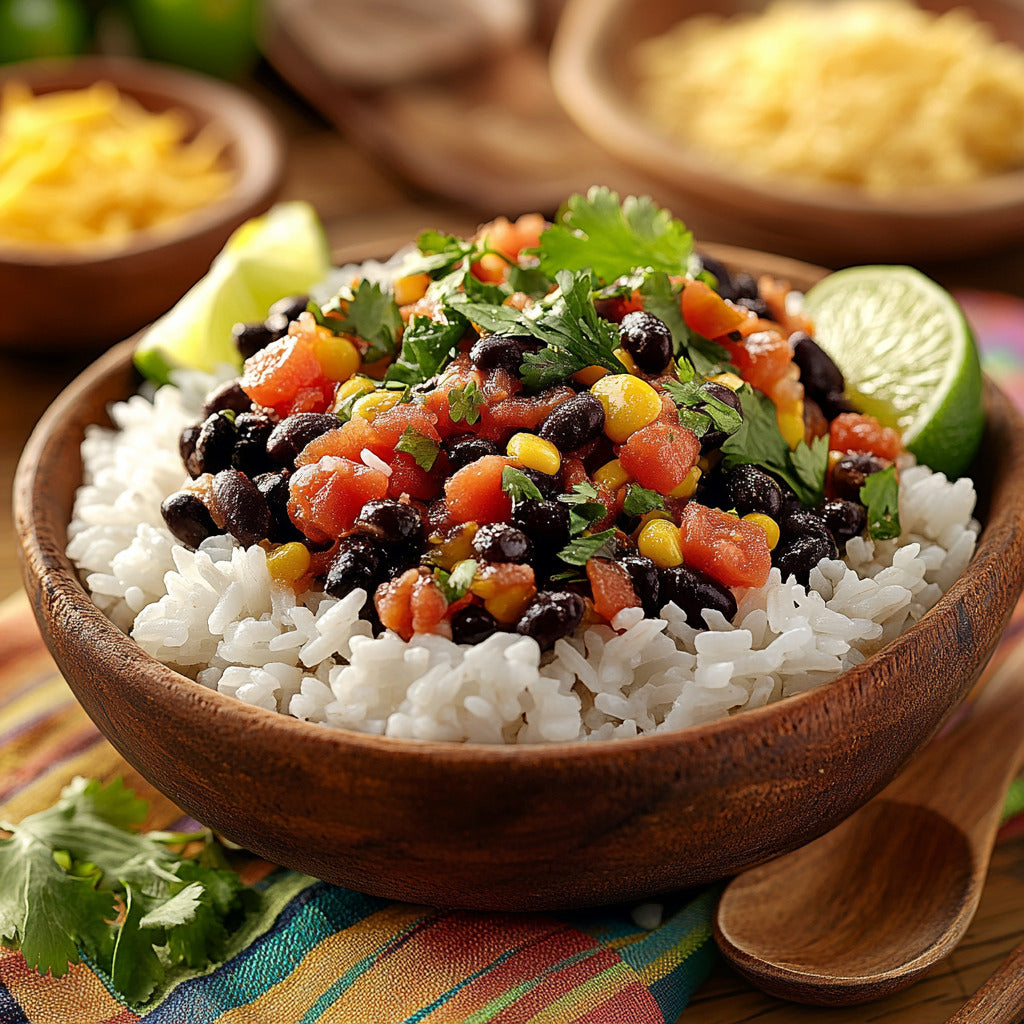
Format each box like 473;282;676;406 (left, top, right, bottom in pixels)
2;289;1023;1023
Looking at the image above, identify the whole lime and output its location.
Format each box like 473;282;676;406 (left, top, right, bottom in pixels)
0;0;90;63
124;0;261;79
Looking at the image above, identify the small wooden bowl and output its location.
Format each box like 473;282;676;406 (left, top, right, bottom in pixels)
15;246;1024;911
550;0;1024;264
0;57;284;351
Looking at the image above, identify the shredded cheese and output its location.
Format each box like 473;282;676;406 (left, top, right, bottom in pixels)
634;0;1024;193
0;80;234;248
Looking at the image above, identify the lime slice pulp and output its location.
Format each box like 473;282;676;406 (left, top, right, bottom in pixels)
134;201;330;384
803;265;984;478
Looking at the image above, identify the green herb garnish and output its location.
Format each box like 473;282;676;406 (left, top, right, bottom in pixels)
557;481;607;535
384;312;466;387
448;381;487;425
720;387;828;506
0;777;256;1004
321;280;402;363
395;426;440;471
860;465;901;540
501;466;544;504
434;559;478;603
622;484;665;517
556;529;618;566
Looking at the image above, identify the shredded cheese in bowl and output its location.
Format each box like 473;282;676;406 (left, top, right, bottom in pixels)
0;80;235;249
633;0;1024;194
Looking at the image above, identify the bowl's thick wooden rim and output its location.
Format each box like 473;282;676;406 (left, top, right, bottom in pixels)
14;245;1024;774
0;56;284;267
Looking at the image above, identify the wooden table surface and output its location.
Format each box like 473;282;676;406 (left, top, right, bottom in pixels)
3;60;1024;1024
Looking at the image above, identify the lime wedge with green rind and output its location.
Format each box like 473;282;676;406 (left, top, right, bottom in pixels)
134;201;331;384
803;265;984;479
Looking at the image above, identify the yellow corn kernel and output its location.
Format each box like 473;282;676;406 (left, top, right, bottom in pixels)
613;346;639;375
334;375;376;401
637;518;684;568
351;390;401;422
507;433;561;475
429;523;478;570
574;365;608;386
594;458;632;491
705;371;744;391
639;509;672;527
668;465;702;499
590;374;662;443
484;585;536;624
266;542;311;584
828;449;846;471
778;405;806;449
743;513;781;550
393;272;430;306
313;333;361;382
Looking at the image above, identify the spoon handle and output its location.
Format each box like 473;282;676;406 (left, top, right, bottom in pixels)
944;938;1024;1023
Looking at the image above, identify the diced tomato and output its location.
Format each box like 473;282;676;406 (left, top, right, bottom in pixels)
719;329;795;398
471;213;546;283
678;503;771;589
372;403;441;449
241;330;335;418
388;451;446;501
287;456;389;543
479;385;576;441
829;413;903;460
594;292;645;322
375;568;418;640
681;280;748;339
561;456;588;490
618;420;700;494
587;558;640;621
444;454;513;524
420;356;479;437
295;419;389;467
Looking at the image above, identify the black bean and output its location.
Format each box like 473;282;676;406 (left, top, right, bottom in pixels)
521;466;563;499
537;392;606;452
773;533;837;586
187;412;237;477
780;509;835;546
451;605;499;645
472;523;532;563
511;499;571;551
619;554;660;615
516;591;586;650
729;272;759;302
469;334;524;374
232;321;277;360
618;311;673;373
820;391;858;421
201;379;252;419
161;491;218;549
819;499;868;549
325;534;385;599
447;435;501;472
658;565;737;627
831;453;888;503
266;412;340;467
254;470;302;543
696;253;737;301
737;295;773;320
231;412;275;477
267;294;310;323
355;499;426;549
724;464;784;518
698;383;744;453
179;423;201;475
212;469;272;547
791;332;845;399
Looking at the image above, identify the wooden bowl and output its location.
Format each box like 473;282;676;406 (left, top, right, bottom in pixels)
15;246;1024;911
0;57;284;351
550;0;1024;264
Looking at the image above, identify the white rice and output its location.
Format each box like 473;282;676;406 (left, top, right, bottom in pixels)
66;361;980;744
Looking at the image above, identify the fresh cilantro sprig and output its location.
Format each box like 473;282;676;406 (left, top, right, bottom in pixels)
384;312;467;387
502;466;544;504
557;481;606;535
0;777;257;1005
434;559;478;603
535;186;694;284
448;381;487;424
395;426;440;471
557;529;618;566
454;270;626;390
662;361;743;442
860;466;901;540
720;387;828;507
318;280;403;363
622;485;665;517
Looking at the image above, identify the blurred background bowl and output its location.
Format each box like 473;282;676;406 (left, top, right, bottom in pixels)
550;0;1024;265
15;245;1024;911
0;56;284;351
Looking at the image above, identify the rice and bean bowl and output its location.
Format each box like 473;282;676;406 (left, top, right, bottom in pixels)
67;190;981;744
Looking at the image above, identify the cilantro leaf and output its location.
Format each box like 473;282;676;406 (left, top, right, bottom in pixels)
395;426;440;471
557;529;618;566
403;231;479;278
448;381;486;424
0;778;257;1004
557;481;606;535
434;559;478;604
720;388;828;506
507;264;553;297
384;312;466;387
322;280;402;363
860;466;901;540
502;466;544;504
623;485;665;517
662;374;742;443
536;187;693;284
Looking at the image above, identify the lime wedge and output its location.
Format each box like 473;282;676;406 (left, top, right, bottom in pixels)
803;265;984;478
134;201;331;384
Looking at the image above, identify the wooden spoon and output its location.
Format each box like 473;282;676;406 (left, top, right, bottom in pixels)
714;643;1024;1006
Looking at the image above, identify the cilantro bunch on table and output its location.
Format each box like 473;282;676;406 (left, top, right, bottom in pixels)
0;777;257;1004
